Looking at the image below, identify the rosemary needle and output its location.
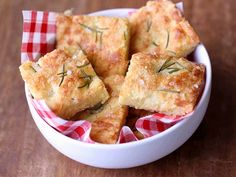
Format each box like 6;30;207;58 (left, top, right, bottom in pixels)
78;69;93;89
168;68;181;74
99;32;103;49
176;62;187;70
87;102;104;114
146;20;152;32
76;62;90;68
158;59;175;72
79;23;97;32
77;82;88;89
58;64;66;87
157;89;180;94
95;30;98;43
79;23;108;47
96;26;109;30
165;30;170;49
124;32;127;41
158;59;188;74
152;41;159;47
166;50;176;56
30;66;37;72
77;43;87;55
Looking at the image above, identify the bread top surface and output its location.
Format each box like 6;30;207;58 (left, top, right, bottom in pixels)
119;52;205;116
19;48;109;118
129;0;200;57
56;15;130;77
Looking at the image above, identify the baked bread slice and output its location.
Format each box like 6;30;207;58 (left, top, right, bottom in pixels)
129;0;200;57
73;75;128;144
119;52;205;116
19;48;109;119
56;14;130;77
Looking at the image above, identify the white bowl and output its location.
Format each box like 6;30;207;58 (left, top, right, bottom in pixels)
25;9;212;169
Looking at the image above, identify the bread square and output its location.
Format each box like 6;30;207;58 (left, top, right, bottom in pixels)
19;48;109;119
119;53;205;116
129;0;200;57
73;75;128;144
56;14;130;77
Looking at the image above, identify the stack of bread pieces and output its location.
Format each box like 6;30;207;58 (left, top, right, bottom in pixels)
19;0;205;144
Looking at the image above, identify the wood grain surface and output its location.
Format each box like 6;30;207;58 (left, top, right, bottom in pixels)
0;0;235;176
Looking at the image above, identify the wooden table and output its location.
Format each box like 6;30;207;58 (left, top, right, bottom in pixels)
0;0;235;176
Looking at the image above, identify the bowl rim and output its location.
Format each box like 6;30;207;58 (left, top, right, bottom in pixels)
25;8;212;149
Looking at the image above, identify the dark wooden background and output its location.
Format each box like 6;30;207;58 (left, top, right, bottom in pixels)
0;0;235;176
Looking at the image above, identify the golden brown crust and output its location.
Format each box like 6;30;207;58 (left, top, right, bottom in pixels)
73;75;128;144
56;15;130;77
119;52;205;116
129;0;200;57
19;48;109;119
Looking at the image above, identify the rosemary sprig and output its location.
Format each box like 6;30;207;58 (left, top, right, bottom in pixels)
79;22;102;44
94;25;108;47
152;41;159;47
79;23;108;49
30;66;37;72
165;30;170;49
146;20;152;32
158;59;187;74
157;89;180;94
76;61;90;68
58;64;66;87
157;59;175;72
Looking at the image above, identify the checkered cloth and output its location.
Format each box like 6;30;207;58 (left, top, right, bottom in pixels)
21;11;56;63
21;6;188;144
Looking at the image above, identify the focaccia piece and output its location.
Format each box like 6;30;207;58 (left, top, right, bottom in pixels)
129;0;200;57
19;48;109;119
73;75;128;144
56;14;130;77
119;53;205;116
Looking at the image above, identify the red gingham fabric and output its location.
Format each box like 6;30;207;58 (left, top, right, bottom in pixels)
21;11;56;63
21;8;189;144
117;126;138;143
31;97;94;143
135;113;190;138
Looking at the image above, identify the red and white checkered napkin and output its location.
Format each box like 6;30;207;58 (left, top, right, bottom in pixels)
135;113;186;138
21;11;56;63
21;10;187;144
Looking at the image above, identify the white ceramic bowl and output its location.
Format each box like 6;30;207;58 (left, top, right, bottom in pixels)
25;9;212;169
